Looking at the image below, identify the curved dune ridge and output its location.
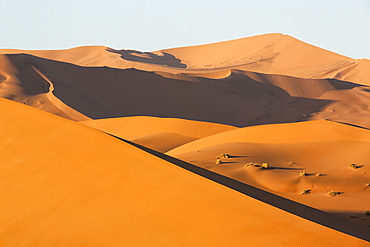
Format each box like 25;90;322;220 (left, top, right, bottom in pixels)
0;54;90;121
1;34;370;128
82;116;238;152
82;116;238;139
1;52;369;128
1;98;369;246
167;120;370;220
160;33;370;85
1;33;370;86
169;120;370;156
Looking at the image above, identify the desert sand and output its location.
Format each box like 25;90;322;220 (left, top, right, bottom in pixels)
82;116;237;152
0;33;369;246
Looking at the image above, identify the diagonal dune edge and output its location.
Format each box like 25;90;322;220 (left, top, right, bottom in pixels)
0;98;369;246
111;135;370;242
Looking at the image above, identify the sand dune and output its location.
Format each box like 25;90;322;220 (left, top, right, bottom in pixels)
1;33;370;128
160;33;370;85
82;116;237;152
1;53;369;129
0;54;90;121
1;33;370;245
1;33;369;86
1;98;369;246
169;120;370;155
130;132;197;153
82;116;238;139
167;120;370;225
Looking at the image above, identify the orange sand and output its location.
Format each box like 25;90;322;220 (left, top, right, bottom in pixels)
0;33;370;245
1;98;368;246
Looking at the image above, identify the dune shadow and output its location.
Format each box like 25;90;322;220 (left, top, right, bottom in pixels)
331;212;370;220
9;54;367;129
270;167;303;171
219;161;238;164
106;48;187;68
335;122;370;131
108;133;370;242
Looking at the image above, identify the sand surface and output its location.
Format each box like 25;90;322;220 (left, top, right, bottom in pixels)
167;121;370;221
1;98;369;246
0;33;369;245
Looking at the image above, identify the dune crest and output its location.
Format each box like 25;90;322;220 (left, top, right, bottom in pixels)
0;54;90;121
169;120;370;155
160;33;370;85
82;116;237;152
1;33;369;85
1;34;370;128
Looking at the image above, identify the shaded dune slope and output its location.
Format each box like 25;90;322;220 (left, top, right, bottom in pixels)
2;53;369;128
1;98;369;245
0;54;90;121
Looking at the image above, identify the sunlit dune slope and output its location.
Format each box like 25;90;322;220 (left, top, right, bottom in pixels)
167;120;370;223
130;132;197;153
82;116;237;139
1;33;369;86
169;120;370;156
160;33;370;85
1;98;368;246
171;141;370;194
82;116;237;152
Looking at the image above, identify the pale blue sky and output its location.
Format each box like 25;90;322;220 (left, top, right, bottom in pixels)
0;0;369;58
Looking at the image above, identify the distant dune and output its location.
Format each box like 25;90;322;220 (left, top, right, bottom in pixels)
0;34;370;245
2;33;369;85
1;34;369;128
161;33;370;85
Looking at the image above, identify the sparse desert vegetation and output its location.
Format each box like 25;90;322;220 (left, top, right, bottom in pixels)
299;171;307;176
215;159;223;165
261;163;271;169
218;153;230;159
244;162;271;169
349;163;358;169
244;162;254;168
326;190;342;197
301;189;311;195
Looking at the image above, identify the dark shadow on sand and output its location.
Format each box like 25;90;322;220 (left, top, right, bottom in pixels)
106;48;187;68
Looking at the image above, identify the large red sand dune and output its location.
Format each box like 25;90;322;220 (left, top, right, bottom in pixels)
1;98;369;246
161;33;370;85
1;33;370;245
0;51;369;128
2;33;369;85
